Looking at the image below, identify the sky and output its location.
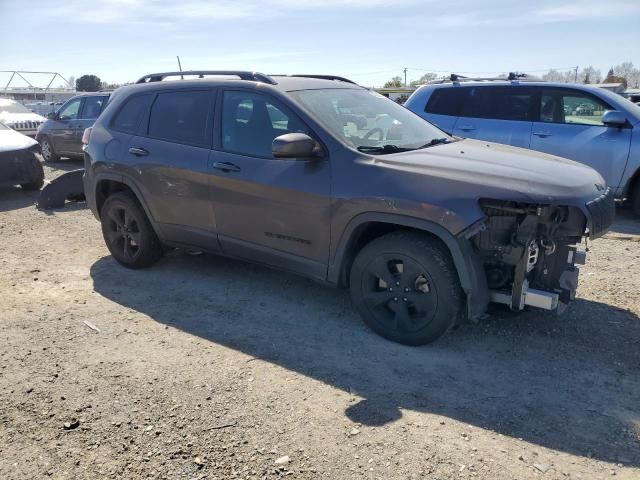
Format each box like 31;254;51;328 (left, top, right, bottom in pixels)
0;0;639;88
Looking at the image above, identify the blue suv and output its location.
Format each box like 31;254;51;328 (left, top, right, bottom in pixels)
405;76;640;215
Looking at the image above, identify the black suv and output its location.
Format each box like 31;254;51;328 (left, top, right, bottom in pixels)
37;92;110;162
83;71;614;345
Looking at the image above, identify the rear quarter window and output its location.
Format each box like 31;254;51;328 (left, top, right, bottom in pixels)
111;94;153;134
425;88;467;116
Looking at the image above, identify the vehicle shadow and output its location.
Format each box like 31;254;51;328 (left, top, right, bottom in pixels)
610;206;640;236
0;186;39;213
90;253;640;466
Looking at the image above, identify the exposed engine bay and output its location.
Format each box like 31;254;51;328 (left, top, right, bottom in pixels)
470;199;596;312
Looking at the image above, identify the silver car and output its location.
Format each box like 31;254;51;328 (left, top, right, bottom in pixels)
405;79;640;216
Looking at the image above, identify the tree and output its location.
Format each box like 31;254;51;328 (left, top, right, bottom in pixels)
409;72;437;87
76;75;102;92
613;62;640;88
67;76;76;90
579;66;601;84
383;76;403;88
604;66;627;88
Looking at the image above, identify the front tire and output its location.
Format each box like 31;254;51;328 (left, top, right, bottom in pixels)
350;231;464;346
100;191;162;269
39;137;59;162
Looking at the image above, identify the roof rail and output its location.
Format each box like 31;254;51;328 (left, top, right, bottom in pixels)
279;74;358;85
135;71;277;85
446;72;545;83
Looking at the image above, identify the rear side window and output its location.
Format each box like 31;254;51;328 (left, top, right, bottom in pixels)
111;94;153;133
81;95;108;119
148;90;211;146
463;86;533;121
425;88;467;116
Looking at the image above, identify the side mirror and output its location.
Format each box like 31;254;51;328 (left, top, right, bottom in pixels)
47;112;59;120
602;110;626;127
272;133;320;159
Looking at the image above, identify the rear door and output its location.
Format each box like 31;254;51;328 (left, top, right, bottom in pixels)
451;85;534;149
75;95;108;155
529;87;632;189
123;88;221;249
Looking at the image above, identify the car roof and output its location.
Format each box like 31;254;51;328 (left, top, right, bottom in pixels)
419;81;610;93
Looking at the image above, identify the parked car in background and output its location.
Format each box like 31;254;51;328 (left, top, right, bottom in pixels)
0;121;44;190
83;70;612;345
405;78;640;215
36;92;110;162
0;98;46;137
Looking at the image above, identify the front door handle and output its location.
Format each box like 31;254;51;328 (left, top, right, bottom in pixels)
212;161;241;173
458;125;476;131
128;147;149;156
532;131;553;138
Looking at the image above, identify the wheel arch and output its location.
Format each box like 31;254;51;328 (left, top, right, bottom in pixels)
329;212;489;319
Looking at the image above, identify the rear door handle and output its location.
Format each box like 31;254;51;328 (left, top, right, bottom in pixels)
212;161;241;173
458;125;476;131
128;147;149;156
532;131;553;138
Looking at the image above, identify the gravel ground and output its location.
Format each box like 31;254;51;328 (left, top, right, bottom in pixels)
1;161;639;480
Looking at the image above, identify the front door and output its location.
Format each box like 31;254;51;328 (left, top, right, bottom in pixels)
451;85;534;149
529;87;632;189
51;97;83;153
209;89;331;280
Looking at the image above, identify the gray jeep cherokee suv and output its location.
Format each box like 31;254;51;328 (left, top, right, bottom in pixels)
83;71;614;345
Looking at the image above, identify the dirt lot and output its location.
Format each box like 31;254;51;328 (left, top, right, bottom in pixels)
1;162;639;480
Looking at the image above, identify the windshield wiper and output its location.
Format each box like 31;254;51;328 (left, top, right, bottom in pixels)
416;137;451;149
357;144;414;154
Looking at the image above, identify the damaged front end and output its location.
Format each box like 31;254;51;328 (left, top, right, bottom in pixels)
468;188;615;313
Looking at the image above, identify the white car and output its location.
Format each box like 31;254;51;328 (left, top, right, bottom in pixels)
0;121;44;190
0;98;46;137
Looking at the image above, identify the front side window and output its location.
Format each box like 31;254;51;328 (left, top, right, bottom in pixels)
58;98;81;120
148;90;211;146
539;89;609;126
462;86;533;121
290;88;448;151
81;96;108;119
222;91;309;158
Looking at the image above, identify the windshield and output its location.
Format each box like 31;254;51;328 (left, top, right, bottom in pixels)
0;99;32;114
0;121;8;130
289;88;450;151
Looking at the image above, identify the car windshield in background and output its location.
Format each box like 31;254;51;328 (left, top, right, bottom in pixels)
0;99;32;114
290;89;450;152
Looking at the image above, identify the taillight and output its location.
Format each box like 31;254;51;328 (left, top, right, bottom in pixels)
82;127;92;145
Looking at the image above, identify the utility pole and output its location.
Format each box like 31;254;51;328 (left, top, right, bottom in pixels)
574;66;579;83
403;67;407;87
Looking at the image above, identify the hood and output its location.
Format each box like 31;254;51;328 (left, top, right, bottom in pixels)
0;111;46;123
0;128;39;152
374;138;605;205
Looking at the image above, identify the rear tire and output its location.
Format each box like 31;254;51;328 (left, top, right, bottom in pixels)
349;231;464;346
39;137;59;162
100;191;162;269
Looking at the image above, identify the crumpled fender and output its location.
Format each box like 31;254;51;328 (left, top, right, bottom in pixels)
38;169;86;210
